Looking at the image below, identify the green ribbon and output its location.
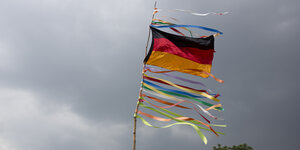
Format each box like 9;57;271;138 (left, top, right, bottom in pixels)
139;103;207;144
143;84;224;111
141;101;226;129
139;102;226;144
137;115;209;144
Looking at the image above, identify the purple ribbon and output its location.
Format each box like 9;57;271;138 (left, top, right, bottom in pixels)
144;66;207;87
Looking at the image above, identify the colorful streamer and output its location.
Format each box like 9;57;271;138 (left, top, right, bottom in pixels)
139;102;217;142
137;115;208;144
142;90;223;114
143;101;224;128
141;96;211;123
142;83;224;111
144;74;220;100
141;94;190;109
143;80;207;98
143;75;210;95
145;67;207;87
137;115;225;132
141;92;223;121
139;101;227;139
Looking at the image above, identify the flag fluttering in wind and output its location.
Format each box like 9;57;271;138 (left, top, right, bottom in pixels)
144;26;215;78
133;5;226;147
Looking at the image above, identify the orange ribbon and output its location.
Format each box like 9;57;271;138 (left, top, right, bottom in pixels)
142;94;191;109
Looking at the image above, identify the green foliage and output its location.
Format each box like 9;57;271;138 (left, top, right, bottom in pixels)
213;144;253;150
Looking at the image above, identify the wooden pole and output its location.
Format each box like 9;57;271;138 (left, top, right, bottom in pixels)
133;2;157;150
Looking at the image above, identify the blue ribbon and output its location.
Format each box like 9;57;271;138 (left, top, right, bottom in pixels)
150;24;223;34
143;80;208;98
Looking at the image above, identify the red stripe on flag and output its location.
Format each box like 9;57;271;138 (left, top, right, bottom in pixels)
152;38;215;64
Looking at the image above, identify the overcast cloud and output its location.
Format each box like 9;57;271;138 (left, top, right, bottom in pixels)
0;0;299;150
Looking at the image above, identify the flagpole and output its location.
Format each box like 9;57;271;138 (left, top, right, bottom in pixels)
133;1;157;150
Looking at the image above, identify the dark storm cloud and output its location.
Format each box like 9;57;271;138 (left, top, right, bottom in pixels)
0;0;299;150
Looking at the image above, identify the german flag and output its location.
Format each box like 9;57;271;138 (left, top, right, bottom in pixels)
144;26;215;78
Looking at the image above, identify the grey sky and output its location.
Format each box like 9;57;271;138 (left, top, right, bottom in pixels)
0;0;299;150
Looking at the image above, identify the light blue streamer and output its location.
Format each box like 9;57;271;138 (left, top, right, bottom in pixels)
150;24;223;34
